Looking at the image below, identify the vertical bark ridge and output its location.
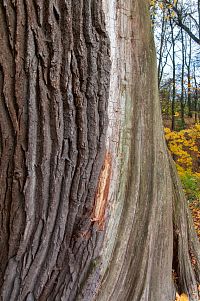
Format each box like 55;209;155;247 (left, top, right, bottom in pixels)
0;1;111;300
0;1;22;291
1;0;16;53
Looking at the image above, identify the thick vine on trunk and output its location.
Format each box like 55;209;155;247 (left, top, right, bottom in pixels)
0;0;200;301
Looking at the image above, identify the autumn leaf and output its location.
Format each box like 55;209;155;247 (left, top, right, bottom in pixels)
175;293;189;301
180;293;189;301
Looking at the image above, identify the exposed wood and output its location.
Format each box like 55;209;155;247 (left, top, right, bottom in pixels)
91;152;112;230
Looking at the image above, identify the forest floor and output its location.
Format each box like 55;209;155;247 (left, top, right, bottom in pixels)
189;200;200;240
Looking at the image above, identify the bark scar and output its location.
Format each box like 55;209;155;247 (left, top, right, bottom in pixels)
91;152;112;230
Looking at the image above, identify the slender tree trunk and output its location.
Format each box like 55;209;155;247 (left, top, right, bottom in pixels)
180;28;185;128
157;10;167;89
169;17;176;130
187;66;192;118
198;0;200;40
194;66;199;123
0;1;200;301
186;29;192;118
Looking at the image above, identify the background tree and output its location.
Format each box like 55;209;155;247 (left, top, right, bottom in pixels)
151;0;200;130
169;13;177;129
180;27;186;126
185;22;193;118
164;0;200;45
0;1;200;301
194;64;200;122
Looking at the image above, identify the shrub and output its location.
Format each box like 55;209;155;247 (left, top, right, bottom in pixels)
179;172;200;201
164;125;200;201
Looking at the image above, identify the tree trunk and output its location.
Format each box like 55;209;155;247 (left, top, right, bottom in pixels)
157;9;167;89
0;1;200;301
186;28;192;119
169;17;176;131
194;66;199;123
180;28;185;128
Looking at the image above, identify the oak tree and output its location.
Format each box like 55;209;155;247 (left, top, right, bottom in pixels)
0;0;200;300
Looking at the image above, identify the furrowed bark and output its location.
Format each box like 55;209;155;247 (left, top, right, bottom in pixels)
0;1;110;300
0;0;200;301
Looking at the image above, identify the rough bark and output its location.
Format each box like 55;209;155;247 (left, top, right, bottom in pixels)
0;0;200;301
0;1;110;300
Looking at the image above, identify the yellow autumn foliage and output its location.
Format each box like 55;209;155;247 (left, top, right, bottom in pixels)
164;124;200;173
180;293;189;301
164;124;200;201
149;0;179;14
175;293;189;301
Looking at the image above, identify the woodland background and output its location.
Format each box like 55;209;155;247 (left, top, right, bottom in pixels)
150;0;200;244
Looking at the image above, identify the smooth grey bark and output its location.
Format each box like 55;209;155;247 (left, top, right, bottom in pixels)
0;0;200;301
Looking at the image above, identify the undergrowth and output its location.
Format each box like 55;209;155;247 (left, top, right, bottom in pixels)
164;124;200;202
